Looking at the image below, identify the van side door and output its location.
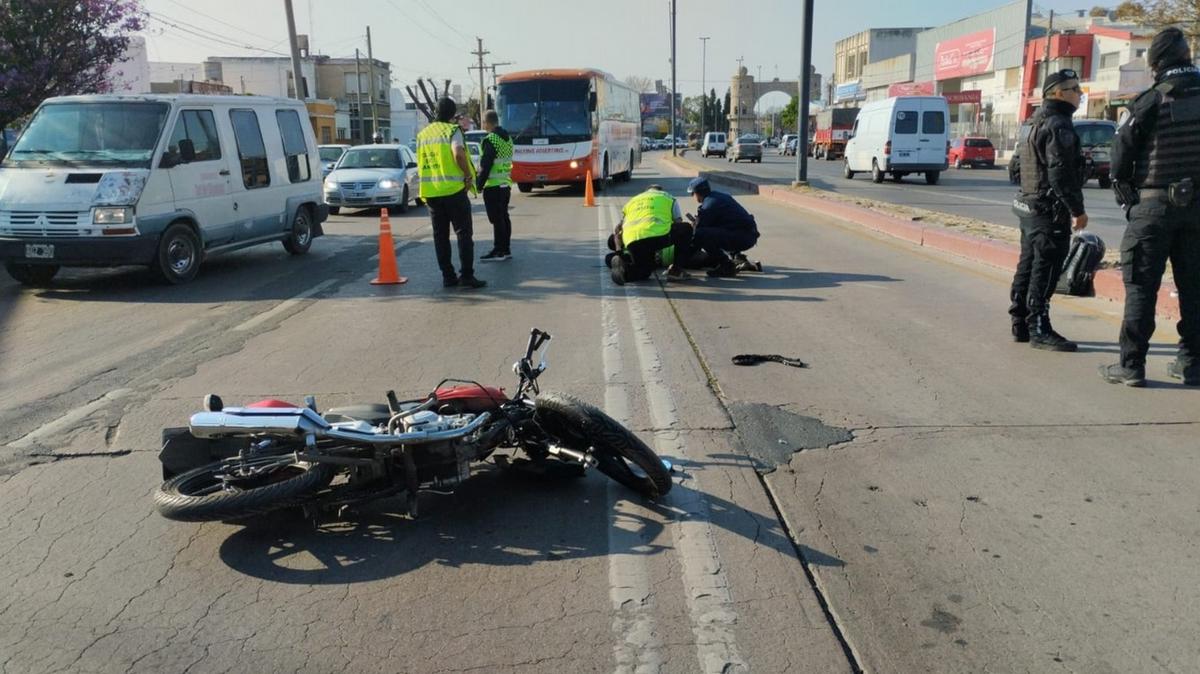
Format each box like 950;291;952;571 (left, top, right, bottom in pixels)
919;102;948;167
228;108;282;241
161;108;237;246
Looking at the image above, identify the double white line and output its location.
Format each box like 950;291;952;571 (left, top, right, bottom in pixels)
599;201;746;673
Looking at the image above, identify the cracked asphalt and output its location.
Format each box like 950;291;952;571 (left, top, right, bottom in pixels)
1;155;1196;673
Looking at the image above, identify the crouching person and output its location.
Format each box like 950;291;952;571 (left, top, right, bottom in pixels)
606;184;694;285
685;177;762;276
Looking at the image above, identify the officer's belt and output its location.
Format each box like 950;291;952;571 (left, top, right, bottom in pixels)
1140;188;1171;196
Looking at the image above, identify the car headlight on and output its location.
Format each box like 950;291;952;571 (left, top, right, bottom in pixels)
323;177;338;190
377;178;402;190
93;206;133;225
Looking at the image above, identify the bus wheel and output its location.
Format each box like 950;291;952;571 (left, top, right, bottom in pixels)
517;183;533;193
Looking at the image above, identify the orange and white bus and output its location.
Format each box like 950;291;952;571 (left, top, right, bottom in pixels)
496;68;640;193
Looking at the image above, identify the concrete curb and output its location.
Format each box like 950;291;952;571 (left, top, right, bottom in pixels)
666;154;1181;321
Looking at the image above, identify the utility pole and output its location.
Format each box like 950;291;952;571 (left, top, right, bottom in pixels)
700;36;710;139
488;62;513;90
1043;8;1055;82
472;37;490;126
366;26;379;141
283;0;305;98
670;0;677;156
354;48;364;142
795;0;814;184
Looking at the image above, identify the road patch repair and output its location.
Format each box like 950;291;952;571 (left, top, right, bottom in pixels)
665;154;1181;320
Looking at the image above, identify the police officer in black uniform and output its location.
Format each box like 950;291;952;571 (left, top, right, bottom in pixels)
1101;28;1200;387
1008;69;1089;351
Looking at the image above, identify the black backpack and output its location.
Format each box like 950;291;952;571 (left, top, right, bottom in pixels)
1056;232;1106;296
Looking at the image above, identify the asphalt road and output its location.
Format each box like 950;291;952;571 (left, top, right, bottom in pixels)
1;155;1196;673
679;149;1130;248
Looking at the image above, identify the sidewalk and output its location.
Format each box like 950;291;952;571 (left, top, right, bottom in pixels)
664;153;1181;320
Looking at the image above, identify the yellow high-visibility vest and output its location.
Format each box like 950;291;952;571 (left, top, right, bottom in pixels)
483;132;513;188
417;121;467;199
621;189;675;246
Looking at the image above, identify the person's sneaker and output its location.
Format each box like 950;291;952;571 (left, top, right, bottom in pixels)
1099;363;1147;387
665;266;693;281
480;250;511;262
459;276;486;289
610;255;627;286
1167;360;1200;386
1012;322;1030;343
443;276;459;288
706;260;738;278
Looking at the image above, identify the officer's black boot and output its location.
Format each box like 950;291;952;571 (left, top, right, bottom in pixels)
1167;359;1200;386
1099;363;1147;387
1011;320;1030;343
1028;313;1077;352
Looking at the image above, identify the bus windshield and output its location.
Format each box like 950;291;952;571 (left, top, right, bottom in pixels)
5;102;169;168
498;79;591;144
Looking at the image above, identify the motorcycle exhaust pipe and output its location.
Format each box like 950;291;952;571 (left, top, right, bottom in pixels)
547;445;598;467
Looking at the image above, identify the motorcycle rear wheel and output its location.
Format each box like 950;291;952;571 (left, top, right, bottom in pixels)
533;392;672;499
154;456;335;522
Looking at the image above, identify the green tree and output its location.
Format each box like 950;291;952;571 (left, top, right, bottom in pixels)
1090;5;1111;16
0;0;146;130
780;95;799;133
1117;1;1200;55
721;89;731;132
1114;0;1148;20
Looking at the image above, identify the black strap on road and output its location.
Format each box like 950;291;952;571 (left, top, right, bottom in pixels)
731;354;807;368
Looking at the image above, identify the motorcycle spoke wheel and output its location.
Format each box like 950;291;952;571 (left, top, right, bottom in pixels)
533;392;672;499
154;456;335;522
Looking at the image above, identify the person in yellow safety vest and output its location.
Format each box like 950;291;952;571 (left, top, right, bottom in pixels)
417;98;485;289
476;110;515;261
604;184;695;285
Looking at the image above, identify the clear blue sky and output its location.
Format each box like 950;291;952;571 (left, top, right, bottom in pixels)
141;0;1102;102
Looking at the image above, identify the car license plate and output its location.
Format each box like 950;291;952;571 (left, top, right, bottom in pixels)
536;174;548;181
349;191;365;198
25;243;54;259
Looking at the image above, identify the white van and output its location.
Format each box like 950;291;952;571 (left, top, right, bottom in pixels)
0;94;328;285
843;96;950;185
701;132;727;158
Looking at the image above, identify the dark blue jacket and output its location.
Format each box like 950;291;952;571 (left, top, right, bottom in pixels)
696;190;758;235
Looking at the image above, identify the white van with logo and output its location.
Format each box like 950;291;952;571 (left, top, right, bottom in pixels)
0;94;328;285
843;96;950;185
701;132;727;158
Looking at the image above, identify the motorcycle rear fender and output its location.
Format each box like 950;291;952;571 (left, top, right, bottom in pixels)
188;407;331;439
159;427;245;480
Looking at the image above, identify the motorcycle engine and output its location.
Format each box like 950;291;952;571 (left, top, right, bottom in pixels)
403;411;477;487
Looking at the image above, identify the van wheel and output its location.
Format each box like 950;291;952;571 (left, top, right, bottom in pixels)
925;171;941;185
517;183;533;193
5;262;59;287
283;207;313;255
152;223;202;284
871;160;884;183
843;160;854;180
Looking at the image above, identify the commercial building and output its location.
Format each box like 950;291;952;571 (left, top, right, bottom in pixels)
832;28;928;105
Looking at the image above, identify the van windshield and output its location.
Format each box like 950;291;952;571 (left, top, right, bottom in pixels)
4;102;170;168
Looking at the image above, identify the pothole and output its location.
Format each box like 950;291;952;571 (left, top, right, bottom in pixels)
728;401;852;472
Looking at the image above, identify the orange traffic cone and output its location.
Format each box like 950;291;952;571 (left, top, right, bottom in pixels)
584;170;596;207
370;210;408;285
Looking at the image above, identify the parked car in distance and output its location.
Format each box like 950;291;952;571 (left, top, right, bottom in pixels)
701;131;727;158
949;136;996;169
0;94;327;286
463;130;488;146
1074;119;1118;188
843;95;950;185
323;144;420;216
466;141;482;173
778;134;797;155
319;143;351;178
728;135;763;163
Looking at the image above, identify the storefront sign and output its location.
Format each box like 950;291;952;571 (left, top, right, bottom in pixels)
943;90;982;105
935;28;996;80
888;81;935;97
835;80;864;103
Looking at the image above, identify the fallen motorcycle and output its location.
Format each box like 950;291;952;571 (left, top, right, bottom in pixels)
154;329;672;522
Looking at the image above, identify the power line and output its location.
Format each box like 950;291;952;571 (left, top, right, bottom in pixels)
162;0;281;44
146;13;290;56
414;0;471;43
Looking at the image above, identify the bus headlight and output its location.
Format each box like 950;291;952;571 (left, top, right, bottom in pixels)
93;206;133;225
569;160;579;169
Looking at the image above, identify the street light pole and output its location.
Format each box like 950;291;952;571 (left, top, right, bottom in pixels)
670;0;677;156
795;0;814;184
700;36;710;139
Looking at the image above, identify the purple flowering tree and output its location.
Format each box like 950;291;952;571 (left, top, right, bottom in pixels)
0;0;145;130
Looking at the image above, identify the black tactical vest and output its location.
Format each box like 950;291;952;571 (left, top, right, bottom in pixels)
1019;110;1048;197
1135;80;1200;187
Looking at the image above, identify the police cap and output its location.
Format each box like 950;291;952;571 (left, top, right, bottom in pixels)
1042;69;1079;96
686;177;711;195
1149;27;1191;71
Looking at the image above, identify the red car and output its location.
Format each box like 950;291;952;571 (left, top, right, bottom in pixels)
948;136;996;169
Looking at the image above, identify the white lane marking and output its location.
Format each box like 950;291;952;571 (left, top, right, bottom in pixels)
600;202;663;673
606;201;747;673
233;279;339;332
8;389;132;449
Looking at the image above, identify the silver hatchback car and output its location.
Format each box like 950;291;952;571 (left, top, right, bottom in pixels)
323;144;421;214
728;136;763;163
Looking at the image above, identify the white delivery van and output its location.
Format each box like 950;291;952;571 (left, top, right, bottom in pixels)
0;94;328;285
701;132;727;158
843;96;950;185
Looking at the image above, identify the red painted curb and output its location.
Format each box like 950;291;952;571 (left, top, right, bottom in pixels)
670;155;1183;321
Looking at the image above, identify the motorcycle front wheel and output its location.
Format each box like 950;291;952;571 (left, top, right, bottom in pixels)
533;392;672;499
154;455;336;522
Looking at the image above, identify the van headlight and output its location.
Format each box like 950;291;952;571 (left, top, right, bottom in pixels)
93;206;133;225
377;178;401;190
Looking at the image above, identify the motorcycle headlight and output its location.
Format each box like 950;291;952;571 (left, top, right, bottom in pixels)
378;178;401;190
93;206;133;225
